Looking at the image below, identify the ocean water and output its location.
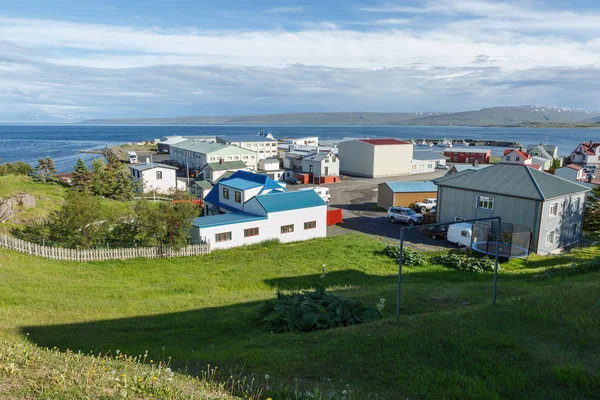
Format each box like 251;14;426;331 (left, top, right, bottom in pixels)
0;124;599;172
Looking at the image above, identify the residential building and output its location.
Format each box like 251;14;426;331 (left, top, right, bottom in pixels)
554;164;600;188
531;156;552;171
433;164;590;254
527;144;558;159
158;135;215;153
443;148;491;164
411;150;447;175
338;139;413;178
569;141;600;168
192;171;326;249
216;135;278;161
282;137;319;146
258;158;286;181
446;164;492;175
301;151;341;183
202;160;250;184
189;179;213;199
377;181;438;210
170;140;258;172
501;149;532;165
129;162;180;194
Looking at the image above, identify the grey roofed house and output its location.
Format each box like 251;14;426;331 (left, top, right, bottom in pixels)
526;144;554;160
412;150;446;161
527;144;558;158
433;164;590;254
205;160;248;171
446;164;491;175
303;151;331;162
129;162;178;172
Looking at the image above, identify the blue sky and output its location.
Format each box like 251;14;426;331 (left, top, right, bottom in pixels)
1;0;600;121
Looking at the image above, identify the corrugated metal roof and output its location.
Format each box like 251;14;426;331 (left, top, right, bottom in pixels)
171;140;255;155
214;171;235;183
303;151;334;162
192;213;266;228
217;135;276;143
412;150;446;160
191;179;213;190
129;163;178;172
444;148;491;154
359;139;411;145
451;165;492;173
221;178;263;190
254;190;326;213
434;164;589;200
383;181;438;193
206;160;248;171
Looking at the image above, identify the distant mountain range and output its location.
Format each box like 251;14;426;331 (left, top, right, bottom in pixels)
79;106;600;126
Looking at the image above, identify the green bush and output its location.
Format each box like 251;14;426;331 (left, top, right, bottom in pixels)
430;254;495;273
382;245;426;266
260;286;382;332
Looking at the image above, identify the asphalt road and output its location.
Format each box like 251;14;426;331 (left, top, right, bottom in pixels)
289;169;457;250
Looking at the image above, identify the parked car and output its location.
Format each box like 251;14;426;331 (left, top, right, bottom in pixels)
387;207;424;226
299;186;331;203
423;207;437;224
446;223;473;247
286;178;300;185
436;165;449;170
414;198;437;213
422;224;447;240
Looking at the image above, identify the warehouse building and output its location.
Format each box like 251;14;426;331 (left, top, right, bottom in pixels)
338;139;413;178
443;148;491;164
377;181;438;210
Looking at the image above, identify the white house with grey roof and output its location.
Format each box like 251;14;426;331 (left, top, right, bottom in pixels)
129;162;180;194
192;170;327;249
216;135;278;161
434;164;590;254
170;140;258;172
411;150;447;174
301;150;339;180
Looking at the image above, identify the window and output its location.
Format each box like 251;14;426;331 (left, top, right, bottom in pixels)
461;230;470;238
244;227;259;237
572;197;581;210
516;156;520;162
549;202;558;217
332;156;337;162
226;156;232;161
506;156;511;161
234;156;239;160
223;187;229;199
455;217;465;222
546;230;556;244
234;191;241;203
325;158;329;163
281;224;294;234
476;195;494;211
215;232;232;242
304;221;317;230
243;156;248;160
156;171;163;180
210;157;216;161
569;223;578;237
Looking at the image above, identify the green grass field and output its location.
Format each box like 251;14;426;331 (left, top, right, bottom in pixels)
1;234;599;399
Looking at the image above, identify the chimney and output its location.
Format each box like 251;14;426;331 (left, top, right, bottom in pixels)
219;158;224;164
473;159;479;167
590;140;593;147
145;157;150;164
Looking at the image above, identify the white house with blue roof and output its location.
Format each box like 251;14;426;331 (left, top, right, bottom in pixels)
192;171;327;249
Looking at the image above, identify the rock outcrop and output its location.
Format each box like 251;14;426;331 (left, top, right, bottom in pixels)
0;193;36;222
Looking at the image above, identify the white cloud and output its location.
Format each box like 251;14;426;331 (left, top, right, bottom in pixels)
264;6;304;14
375;18;410;25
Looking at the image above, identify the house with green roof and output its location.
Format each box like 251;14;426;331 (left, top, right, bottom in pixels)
433;164;590;254
202;160;251;184
191;170;327;249
169;140;258;172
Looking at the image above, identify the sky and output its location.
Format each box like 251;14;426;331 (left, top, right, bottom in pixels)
1;0;600;122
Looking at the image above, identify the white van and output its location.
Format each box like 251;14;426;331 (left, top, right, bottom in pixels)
446;222;473;248
128;151;138;164
299;186;330;203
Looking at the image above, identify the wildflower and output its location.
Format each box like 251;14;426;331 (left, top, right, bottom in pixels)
138;378;143;382
116;350;120;354
91;370;96;373
165;367;171;373
111;370;116;375
152;376;158;381
265;374;270;380
121;373;126;377
167;378;172;382
150;360;154;363
343;390;347;395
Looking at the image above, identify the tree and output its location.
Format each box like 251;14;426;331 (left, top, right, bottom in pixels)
34;158;57;183
48;191;110;248
0;161;34;176
72;158;92;192
134;200;200;249
111;170;134;201
583;186;600;231
90;158;107;196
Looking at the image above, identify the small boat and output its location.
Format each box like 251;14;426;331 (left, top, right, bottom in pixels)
436;138;453;148
417;140;433;147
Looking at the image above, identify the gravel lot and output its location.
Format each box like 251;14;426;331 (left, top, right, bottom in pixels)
289;169;456;250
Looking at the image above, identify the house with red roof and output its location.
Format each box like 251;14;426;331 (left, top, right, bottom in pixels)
338;138;413;178
569;141;600;168
501;149;533;165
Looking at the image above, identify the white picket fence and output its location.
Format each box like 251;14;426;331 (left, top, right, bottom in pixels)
0;234;211;261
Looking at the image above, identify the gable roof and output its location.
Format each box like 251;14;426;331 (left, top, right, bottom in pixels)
253;190;326;213
526;145;553;160
203;170;286;207
383;181;438;193
214;171;235;183
191;179;213;190
221;178;263;191
171;140;255;155
359;138;411;145
205;160;248;171
434;164;589;200
503;149;531;160
412;150;446;161
451;165;492;173
564;164;583;171
129;163;178;172
217;135;276;143
444;148;491;154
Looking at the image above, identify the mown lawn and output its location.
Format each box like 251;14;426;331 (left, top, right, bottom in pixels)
0;234;599;399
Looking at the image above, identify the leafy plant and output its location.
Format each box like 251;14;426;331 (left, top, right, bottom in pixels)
430;254;495;273
382;245;426;266
260;286;382;332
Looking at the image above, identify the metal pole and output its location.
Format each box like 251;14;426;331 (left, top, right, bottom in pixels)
395;228;405;322
492;217;501;305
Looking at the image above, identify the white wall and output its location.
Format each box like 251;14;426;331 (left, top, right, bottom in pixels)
132;167;178;193
410;159;436;175
501;151;532;165
373;144;413;177
555;167;584;182
338;141;375;177
195;205;327;249
259;159;280;171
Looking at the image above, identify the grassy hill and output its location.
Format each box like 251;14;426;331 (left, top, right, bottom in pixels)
1;234;598;399
79;106;600;126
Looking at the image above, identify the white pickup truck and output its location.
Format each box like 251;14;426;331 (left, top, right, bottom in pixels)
414;198;437;213
299;186;331;203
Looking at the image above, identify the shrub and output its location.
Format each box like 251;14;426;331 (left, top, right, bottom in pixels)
430;254;495;273
382;245;426;266
260;286;382;332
